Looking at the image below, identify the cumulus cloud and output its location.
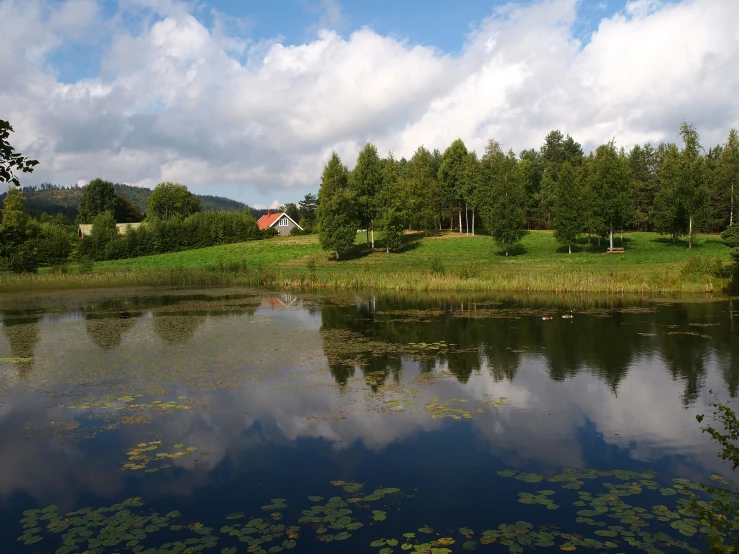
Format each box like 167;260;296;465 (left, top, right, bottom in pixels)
1;0;737;201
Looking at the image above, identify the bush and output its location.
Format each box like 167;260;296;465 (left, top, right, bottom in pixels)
75;210;265;261
681;256;724;278
77;255;94;274
430;256;445;276
452;261;481;279
721;225;739;248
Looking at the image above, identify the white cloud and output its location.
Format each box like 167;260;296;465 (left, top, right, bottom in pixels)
0;0;737;201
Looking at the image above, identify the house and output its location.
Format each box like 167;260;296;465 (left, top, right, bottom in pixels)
77;222;143;239
257;211;303;236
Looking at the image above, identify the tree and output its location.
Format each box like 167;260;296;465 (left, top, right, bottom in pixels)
654;123;709;248
481;148;527;256
317;153;357;259
438;139;468;232
553;162;584;254
350;143;383;248
298;193;318;226
0;187;38;272
721;129;739;227
0;120;38;187
280;202;300;223
588;141;635;250
147;182;200;221
403;146;438;232
78;178;119;223
376;153;405;252
629;143;659;231
461;152;481;235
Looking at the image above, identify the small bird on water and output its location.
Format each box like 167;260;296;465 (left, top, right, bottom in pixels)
542;316;553;321
562;312;573;319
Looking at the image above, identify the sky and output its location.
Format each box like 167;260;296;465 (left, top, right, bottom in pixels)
1;0;737;210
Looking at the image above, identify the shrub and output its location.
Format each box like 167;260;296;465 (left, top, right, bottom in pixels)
681;256;724;278
721;225;739;248
430;256;445;276
453;261;481;279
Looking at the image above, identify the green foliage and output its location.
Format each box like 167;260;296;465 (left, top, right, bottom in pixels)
147;182;201;221
299;193;318;227
78;178;119;223
77;211;119;260
403;146;439;231
429;256;445;275
587;141;635;246
654;123;710;248
0;187;39;272
721;225;739;248
318;201;359;260
553;162;584;252
350;143;383;240
78;211;263;261
694;395;739;553
481;148;527;255
281;202;300;223
438;139;468;228
0;119;38;187
376;154;406;252
680;256;724;278
318;153;358;259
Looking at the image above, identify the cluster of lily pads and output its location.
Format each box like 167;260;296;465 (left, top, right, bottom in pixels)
17;468;732;554
424;396;507;420
121;441;201;472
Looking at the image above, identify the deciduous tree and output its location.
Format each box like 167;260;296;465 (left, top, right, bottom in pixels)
0;120;38;187
553;162;583;254
79;178;119;223
147;182;201;221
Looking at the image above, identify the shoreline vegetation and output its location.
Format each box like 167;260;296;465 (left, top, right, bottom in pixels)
0;231;734;295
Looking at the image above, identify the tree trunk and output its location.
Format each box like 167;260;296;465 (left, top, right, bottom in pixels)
731;180;735;226
465;204;469;235
458;206;462;234
568;243;572;254
439;205;443;230
689;215;693;249
335;251;340;260
598;236;600;247
371;224;374;249
505;249;509;256
609;223;614;250
620;229;623;245
472;210;475;235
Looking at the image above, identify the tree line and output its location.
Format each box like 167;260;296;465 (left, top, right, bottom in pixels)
0;178;270;272
316;122;739;258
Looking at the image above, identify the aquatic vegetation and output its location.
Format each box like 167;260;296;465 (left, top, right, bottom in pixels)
424;396;507;420
121;441;199;472
0;356;33;363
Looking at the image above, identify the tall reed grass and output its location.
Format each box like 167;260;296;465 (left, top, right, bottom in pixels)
0;260;726;294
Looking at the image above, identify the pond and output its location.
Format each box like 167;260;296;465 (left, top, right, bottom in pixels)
0;288;738;553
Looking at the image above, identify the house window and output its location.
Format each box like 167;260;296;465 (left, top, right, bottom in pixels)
279;217;288;226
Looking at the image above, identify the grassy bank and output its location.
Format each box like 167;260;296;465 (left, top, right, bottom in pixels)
1;231;734;294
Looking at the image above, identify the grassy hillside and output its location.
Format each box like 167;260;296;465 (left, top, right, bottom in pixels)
10;231;728;294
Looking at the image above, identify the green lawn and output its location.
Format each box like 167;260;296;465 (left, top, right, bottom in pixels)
80;230;733;294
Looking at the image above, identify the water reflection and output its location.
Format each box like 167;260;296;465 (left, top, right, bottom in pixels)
0;289;738;552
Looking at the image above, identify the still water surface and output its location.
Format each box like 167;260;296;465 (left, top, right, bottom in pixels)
1;288;738;553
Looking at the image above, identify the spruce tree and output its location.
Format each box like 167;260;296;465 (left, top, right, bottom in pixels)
317;153;357;259
481;149;527;256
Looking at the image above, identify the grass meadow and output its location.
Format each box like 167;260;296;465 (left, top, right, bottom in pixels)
1;231;733;294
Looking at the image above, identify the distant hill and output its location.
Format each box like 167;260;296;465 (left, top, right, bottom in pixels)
1;183;259;220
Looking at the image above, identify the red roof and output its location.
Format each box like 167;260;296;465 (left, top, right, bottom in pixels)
257;212;282;230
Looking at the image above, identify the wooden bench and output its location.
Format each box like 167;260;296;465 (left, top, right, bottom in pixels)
606;247;625;253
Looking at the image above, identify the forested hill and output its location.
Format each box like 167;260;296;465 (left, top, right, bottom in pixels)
2;183;256;220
